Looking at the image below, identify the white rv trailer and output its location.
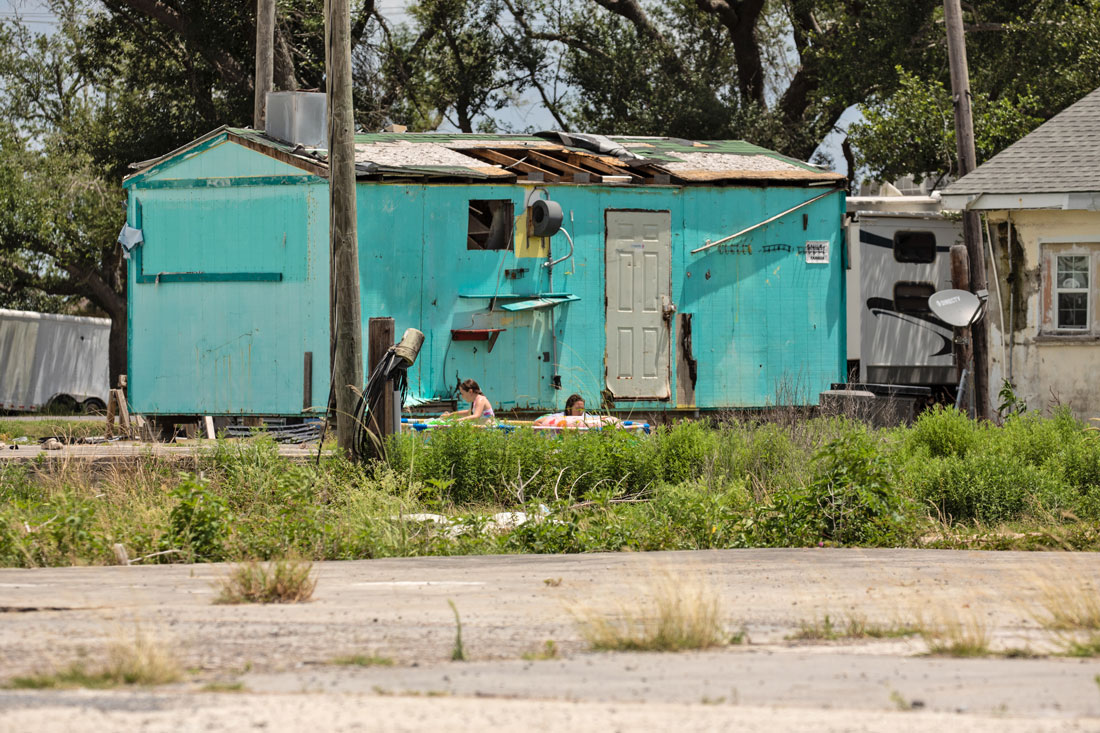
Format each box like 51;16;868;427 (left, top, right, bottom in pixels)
845;195;963;388
0;308;110;413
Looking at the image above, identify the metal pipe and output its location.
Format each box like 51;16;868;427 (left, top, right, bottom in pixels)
691;189;843;254
1007;214;1015;382
544;229;574;268
983;215;1007;376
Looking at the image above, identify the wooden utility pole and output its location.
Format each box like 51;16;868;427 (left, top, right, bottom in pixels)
253;0;275;129
944;0;991;419
367;317;396;460
327;0;363;456
950;244;975;416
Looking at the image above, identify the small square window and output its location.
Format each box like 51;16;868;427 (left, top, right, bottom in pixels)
894;281;935;314
894;231;936;263
467;200;514;251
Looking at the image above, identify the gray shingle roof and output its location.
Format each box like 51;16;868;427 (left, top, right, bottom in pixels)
943;86;1100;196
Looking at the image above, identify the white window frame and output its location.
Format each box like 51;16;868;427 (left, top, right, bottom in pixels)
1040;240;1100;336
1053;253;1090;330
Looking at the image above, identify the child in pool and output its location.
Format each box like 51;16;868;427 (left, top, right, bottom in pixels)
441;379;496;422
534;394;585;426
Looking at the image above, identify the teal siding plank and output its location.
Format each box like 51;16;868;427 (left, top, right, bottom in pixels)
139;175;320;189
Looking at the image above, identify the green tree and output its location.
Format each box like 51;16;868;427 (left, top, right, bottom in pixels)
504;0;943;161
0;5;128;381
849;0;1100;183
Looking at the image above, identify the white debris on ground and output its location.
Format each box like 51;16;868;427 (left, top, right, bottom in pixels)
400;505;553;537
659;152;801;172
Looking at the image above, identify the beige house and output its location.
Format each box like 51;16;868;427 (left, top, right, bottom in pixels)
942;87;1100;417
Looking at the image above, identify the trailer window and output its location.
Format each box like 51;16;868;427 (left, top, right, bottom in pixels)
894;231;936;263
467;200;514;250
894;281;935;314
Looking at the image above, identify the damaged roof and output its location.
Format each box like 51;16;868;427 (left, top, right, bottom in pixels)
131;126;844;187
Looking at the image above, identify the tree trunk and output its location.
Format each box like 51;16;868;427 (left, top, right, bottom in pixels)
107;302;127;391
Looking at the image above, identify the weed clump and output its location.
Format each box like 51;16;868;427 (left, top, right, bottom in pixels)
573;572;728;652
330;654;394;667
215;558;317;604
8;628;180;688
918;607;992;657
789;614;919;641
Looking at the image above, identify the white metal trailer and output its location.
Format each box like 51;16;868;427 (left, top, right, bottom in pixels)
846;196;962;387
0;308;110;412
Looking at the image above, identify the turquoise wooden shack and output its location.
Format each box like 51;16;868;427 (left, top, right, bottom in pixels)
122;120;847;420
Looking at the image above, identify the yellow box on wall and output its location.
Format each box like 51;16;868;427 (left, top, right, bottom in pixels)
514;210;549;258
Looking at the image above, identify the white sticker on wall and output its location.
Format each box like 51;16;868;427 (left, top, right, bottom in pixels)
805;240;829;264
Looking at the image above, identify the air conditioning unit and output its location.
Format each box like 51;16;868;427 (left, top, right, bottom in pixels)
265;91;327;148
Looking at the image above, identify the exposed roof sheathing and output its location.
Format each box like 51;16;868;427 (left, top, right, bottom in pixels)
129;126;843;187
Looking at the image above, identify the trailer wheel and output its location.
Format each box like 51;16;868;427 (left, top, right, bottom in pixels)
45;394;80;415
82;398;107;415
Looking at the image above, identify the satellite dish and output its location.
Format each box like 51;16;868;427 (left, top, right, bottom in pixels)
928;289;983;327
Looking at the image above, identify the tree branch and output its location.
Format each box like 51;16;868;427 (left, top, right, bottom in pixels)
694;0;767;104
102;0;251;88
502;0;613;62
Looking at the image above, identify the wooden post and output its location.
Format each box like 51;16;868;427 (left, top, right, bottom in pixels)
950;244;974;417
944;0;991;419
328;0;363;458
367;317;395;459
254;0;276;129
303;351;313;411
105;374;131;438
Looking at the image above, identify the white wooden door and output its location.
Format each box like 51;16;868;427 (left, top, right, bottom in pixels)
604;210;671;399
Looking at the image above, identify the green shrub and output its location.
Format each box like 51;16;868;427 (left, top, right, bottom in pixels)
654;421;716;485
168;474;232;561
906;445;1070;524
745;430;915;546
906;406;978;459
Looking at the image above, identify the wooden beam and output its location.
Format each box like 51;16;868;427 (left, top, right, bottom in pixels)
465;148;561;182
500;148;602;182
561;152;643;182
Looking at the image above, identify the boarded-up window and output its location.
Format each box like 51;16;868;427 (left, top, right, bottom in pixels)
894;231;936;263
467;200;513;250
894;281;935;314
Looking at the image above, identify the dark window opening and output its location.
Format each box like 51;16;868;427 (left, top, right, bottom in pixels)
467;199;514;250
894;281;935;314
894;230;936;263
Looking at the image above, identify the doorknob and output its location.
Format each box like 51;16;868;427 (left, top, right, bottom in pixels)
661;295;676;321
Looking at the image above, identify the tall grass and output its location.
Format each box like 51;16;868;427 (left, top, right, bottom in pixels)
2;408;1100;567
572;571;728;652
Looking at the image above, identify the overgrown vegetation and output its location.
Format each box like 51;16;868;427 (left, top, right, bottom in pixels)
214;559;317;604
2;407;1100;567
